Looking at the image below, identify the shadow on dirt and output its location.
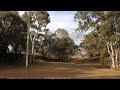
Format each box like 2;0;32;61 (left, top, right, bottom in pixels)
83;75;120;79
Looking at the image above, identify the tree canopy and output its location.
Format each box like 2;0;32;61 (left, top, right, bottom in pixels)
0;11;27;53
75;11;120;69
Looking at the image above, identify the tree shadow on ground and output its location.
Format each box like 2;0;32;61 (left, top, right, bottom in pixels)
83;75;120;79
0;59;112;79
29;60;111;70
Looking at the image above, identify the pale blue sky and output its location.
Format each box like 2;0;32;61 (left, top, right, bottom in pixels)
19;11;85;45
47;11;78;32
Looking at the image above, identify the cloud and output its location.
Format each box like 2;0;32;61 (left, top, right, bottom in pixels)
69;32;84;45
47;11;78;32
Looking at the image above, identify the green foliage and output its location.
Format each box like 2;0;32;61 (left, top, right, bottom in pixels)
36;29;79;61
75;11;120;66
22;11;50;32
0;11;27;53
80;31;109;60
22;11;50;62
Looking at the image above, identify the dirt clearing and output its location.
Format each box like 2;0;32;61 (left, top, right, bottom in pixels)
0;61;120;79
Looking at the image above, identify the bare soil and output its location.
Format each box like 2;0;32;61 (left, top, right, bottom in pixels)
0;59;120;79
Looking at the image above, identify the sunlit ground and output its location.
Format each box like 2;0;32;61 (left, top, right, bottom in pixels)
0;58;120;79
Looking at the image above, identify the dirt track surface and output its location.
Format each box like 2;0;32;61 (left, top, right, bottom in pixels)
0;61;120;79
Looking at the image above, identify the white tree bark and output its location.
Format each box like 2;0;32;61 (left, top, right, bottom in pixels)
115;49;118;69
106;43;115;69
94;30;120;70
30;33;37;62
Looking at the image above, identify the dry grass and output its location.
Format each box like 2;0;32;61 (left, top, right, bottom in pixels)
0;59;120;79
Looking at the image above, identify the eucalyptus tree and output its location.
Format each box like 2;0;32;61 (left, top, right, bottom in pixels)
22;11;50;63
48;29;79;60
80;31;109;64
74;11;120;69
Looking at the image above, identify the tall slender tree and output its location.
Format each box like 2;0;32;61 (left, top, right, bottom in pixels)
22;11;50;64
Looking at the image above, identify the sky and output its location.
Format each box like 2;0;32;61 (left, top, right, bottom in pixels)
19;11;85;45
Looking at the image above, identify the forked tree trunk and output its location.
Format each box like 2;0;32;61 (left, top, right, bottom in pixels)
94;16;120;70
107;43;115;69
106;42;120;70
